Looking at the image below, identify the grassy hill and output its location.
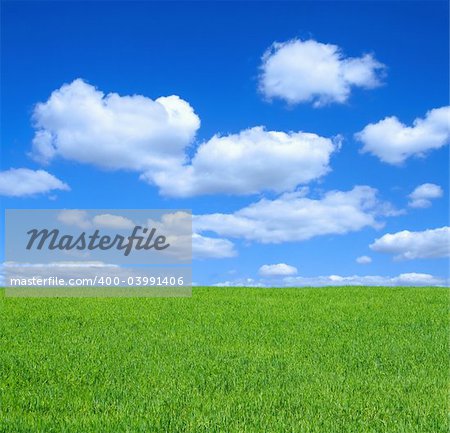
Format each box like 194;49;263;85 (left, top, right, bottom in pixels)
0;286;448;432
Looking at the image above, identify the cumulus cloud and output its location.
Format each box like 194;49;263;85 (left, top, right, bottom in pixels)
192;234;237;259
92;214;135;229
259;38;385;107
356;255;372;264
31;79;200;171
370;227;450;260
57;210;91;229
57;209;235;260
195;186;397;244
58;210;135;230
166;230;236;261
143;127;339;197
259;263;298;276
408;183;443;208
356;106;450;164
31;80;338;197
0;168;69;197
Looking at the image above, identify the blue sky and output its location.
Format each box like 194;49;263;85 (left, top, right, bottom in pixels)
1;1;449;286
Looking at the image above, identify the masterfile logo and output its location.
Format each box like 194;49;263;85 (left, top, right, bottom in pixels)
6;209;192;264
4;209;192;297
26;225;170;256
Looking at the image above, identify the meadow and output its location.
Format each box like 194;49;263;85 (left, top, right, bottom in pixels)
0;286;448;432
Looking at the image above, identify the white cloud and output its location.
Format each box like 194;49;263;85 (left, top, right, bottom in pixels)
87;217;231;262
259;263;298;276
92;214;134;229
12;208;231;261
58;210;134;230
0;168;69;197
392;273;443;285
143;126;339;197
259;38;385;107
57;210;194;262
192;234;237;259
356;255;372;264
57;210;91;229
214;272;447;287
408;183;443;208
31;79;200;172
32;80;339;197
356;106;450;164
370;227;450;260
213;278;266;288
282;272;446;287
195;186;397;244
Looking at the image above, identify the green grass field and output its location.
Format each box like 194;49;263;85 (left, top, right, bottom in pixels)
0;287;448;433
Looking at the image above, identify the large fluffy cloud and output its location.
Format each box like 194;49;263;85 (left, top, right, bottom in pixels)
195;186;397;244
143;127;339;196
408;183;443;208
370;227;450;260
31;80;338;197
259;38;385;107
31;79;200;171
0;168;69;197
356;106;450;164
